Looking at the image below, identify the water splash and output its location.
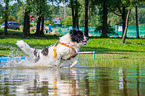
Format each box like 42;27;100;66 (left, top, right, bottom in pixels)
0;45;79;68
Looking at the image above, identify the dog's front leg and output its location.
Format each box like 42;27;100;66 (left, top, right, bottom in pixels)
55;54;62;67
55;59;61;67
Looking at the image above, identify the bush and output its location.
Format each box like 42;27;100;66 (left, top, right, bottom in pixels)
64;16;72;26
0;19;4;24
30;24;33;27
8;15;17;22
60;19;65;26
44;20;55;26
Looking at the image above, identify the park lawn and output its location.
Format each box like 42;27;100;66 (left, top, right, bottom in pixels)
78;38;145;67
0;29;145;67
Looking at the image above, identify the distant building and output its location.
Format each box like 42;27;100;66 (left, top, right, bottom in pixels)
30;15;61;26
51;15;65;19
52;18;61;25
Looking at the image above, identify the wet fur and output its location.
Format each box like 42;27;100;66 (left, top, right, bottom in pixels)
16;29;88;67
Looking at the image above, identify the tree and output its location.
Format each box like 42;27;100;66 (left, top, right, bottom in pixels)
135;5;139;39
79;0;99;27
120;0;140;43
22;0;31;37
69;0;81;29
16;6;25;24
90;0;118;38
4;0;9;35
0;4;3;17
84;0;89;36
33;0;53;36
9;3;21;20
34;0;44;36
120;9;131;43
101;0;107;38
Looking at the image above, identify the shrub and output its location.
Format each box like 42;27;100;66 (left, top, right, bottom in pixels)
64;16;72;26
44;20;55;26
0;19;4;24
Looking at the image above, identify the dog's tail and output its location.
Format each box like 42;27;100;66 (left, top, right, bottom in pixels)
16;40;34;58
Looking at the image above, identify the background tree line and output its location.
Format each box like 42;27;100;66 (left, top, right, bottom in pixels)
0;0;145;43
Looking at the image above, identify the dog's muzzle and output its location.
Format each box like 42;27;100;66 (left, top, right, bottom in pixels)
81;36;89;45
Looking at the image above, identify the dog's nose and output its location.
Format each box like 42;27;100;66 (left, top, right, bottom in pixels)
84;36;89;41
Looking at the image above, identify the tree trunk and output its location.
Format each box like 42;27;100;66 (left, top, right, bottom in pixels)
135;5;139;39
70;0;76;28
121;10;131;43
4;0;9;35
84;0;89;37
40;16;44;35
122;6;126;37
75;0;79;29
22;10;30;37
101;0;107;38
35;16;41;36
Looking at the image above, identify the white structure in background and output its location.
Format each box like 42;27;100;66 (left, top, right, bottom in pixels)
52;18;61;25
0;0;17;6
9;0;17;6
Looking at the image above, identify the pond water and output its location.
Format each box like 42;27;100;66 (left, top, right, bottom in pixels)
0;64;145;96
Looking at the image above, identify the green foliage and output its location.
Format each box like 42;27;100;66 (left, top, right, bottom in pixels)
9;3;21;20
8;15;17;22
108;14;121;26
63;16;72;26
0;19;4;24
0;4;3;17
0;15;17;24
60;19;65;26
30;24;33;27
95;23;118;36
16;6;25;24
129;7;145;25
44;20;55;26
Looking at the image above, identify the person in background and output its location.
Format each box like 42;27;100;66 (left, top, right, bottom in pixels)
48;24;51;34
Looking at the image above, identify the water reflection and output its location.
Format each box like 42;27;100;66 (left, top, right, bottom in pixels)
0;65;145;95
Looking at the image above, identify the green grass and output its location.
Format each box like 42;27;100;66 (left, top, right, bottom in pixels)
0;29;145;67
78;38;145;67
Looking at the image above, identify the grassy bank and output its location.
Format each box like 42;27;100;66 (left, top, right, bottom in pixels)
79;38;145;67
0;29;145;67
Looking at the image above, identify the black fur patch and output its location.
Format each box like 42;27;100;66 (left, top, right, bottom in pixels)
34;49;38;57
34;49;40;62
41;47;49;56
35;55;40;63
70;29;88;43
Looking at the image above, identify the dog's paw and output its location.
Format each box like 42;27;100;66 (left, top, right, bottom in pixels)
16;40;25;48
16;40;29;48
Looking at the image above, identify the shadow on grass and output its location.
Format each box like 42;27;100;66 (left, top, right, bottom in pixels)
0;29;60;40
0;47;10;50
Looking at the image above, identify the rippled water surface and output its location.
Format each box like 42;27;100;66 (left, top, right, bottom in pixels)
0;64;145;96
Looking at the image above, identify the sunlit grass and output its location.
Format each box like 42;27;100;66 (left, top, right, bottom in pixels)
0;29;145;67
78;38;145;67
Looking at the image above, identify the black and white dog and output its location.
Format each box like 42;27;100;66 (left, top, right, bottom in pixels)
16;29;89;68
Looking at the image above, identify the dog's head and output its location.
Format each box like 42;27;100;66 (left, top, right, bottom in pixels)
70;29;89;45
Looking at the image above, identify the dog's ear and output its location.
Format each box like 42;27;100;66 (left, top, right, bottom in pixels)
70;29;77;36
